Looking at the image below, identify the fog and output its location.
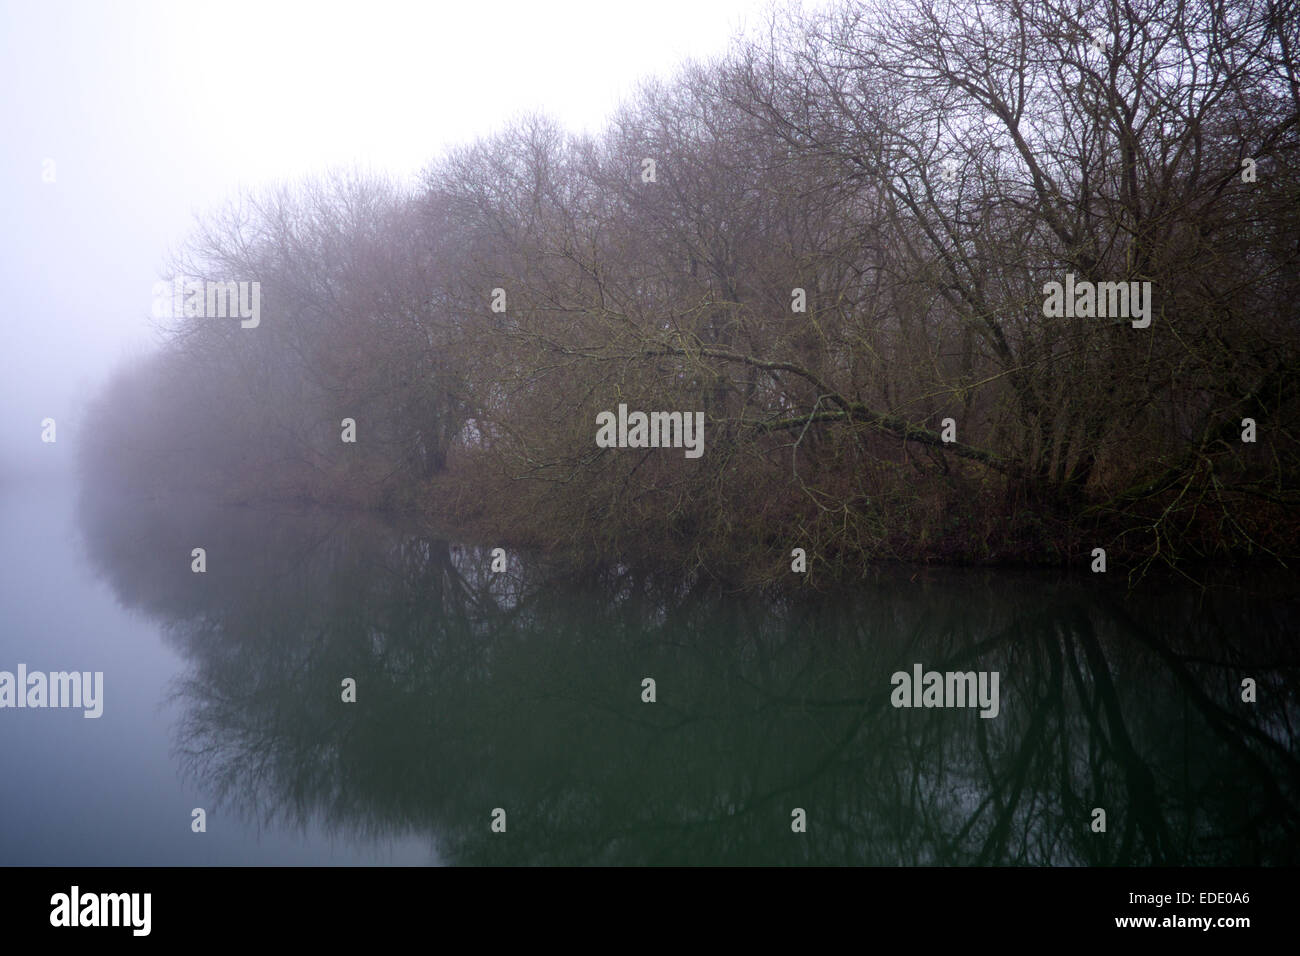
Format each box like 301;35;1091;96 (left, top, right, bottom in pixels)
0;0;774;479
1;0;1296;884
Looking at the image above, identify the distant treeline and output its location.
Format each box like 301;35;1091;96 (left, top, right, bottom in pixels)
83;0;1300;586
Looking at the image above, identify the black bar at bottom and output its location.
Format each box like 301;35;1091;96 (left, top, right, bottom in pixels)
1;866;1280;942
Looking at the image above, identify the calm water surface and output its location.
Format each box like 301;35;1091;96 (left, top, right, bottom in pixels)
1;477;1296;865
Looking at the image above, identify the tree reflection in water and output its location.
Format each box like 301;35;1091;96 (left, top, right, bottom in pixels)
78;491;1300;865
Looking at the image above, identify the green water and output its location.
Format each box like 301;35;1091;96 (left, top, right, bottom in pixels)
1;480;1295;865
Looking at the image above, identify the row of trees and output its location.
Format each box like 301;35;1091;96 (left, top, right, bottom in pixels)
84;0;1300;584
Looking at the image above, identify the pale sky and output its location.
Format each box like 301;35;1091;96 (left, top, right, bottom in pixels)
0;0;802;476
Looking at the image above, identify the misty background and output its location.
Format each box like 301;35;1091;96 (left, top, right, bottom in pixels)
1;0;1296;870
0;0;783;479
